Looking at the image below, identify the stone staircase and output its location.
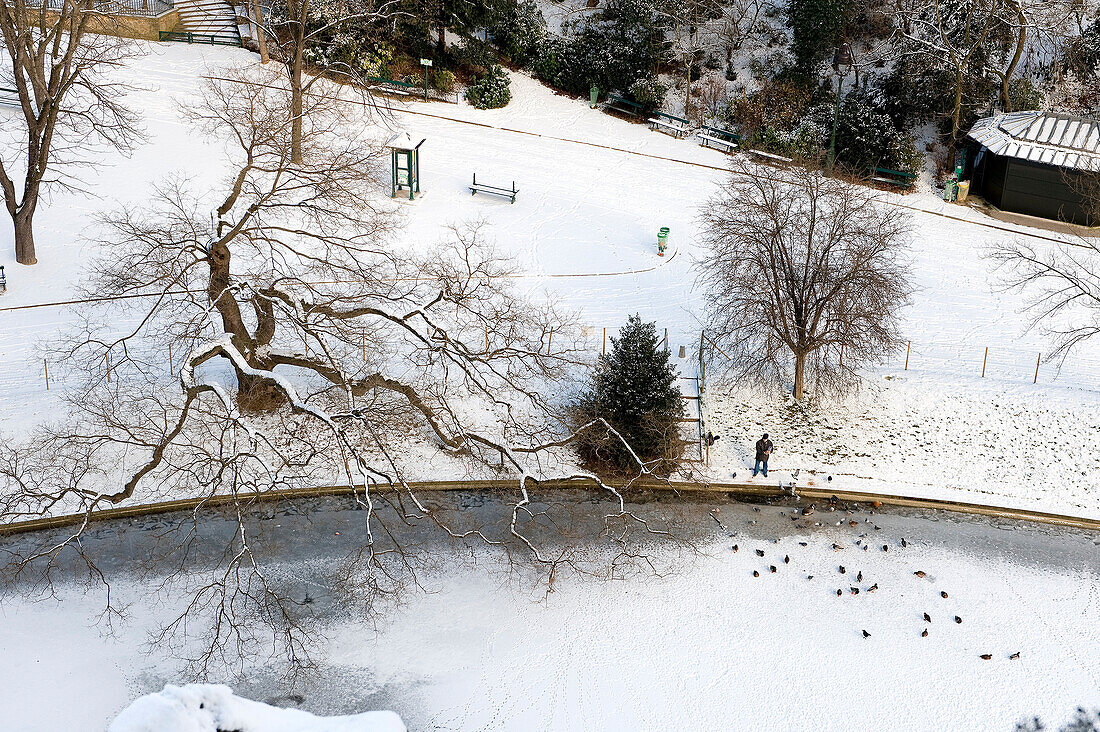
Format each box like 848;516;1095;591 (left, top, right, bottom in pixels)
172;0;244;41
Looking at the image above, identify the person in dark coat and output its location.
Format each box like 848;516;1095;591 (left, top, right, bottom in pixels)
753;433;774;477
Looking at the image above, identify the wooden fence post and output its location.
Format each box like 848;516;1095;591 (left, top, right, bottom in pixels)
43;359;49;391
1034;353;1041;384
904;341;910;371
981;347;988;378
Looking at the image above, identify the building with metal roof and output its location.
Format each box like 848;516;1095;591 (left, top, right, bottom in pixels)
964;111;1100;225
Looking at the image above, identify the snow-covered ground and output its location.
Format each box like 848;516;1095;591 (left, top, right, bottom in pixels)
1;43;1098;519
1;497;1097;731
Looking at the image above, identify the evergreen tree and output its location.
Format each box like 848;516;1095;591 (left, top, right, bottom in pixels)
575;315;684;474
787;0;851;75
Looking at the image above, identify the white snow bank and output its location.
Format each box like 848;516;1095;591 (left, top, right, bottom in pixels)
107;684;405;732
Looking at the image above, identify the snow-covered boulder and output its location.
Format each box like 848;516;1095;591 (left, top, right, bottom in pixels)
108;684;405;732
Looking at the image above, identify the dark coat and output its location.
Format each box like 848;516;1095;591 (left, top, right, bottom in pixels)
755;439;773;462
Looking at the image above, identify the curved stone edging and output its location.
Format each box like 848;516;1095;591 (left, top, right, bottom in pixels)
1;478;1097;537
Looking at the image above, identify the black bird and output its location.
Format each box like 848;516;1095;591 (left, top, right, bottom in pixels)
756;549;765;557
1010;652;1020;660
753;570;759;577
807;575;814;580
901;538;908;547
837;589;843;596
850;587;859;594
923;613;932;623
941;591;949;599
980;654;992;660
882;545;888;551
862;629;871;638
954;616;962;624
784;555;790;564
921;629;929;638
839;565;846;574
732;545;739;552
769;565;777;573
799;541;809;547
914;571;927;578
856;571;863;582
868;583;878;592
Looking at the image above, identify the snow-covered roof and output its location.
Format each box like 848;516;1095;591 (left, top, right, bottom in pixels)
385;131;422;150
967;111;1100;171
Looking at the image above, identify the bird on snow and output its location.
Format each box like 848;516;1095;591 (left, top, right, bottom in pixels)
914;571;927;578
980;654;992;660
799;541;809;546
901;538;908;547
868;583;878;592
1010;652;1020;660
921;629;929;638
954;616;962;624
836;589;843;596
769;565;777;573
941;591;949;599
832;543;844;551
882;544;889;551
850;587;859;594
756;549;765;557
862;629;871;638
839;565;846;574
856;571;863;582
732;545;739;552
784;555;790;564
923;612;932;623
753;570;759;577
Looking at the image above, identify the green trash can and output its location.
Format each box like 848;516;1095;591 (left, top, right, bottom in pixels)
657;226;670;256
590;85;599;108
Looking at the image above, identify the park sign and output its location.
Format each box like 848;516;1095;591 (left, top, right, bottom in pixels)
420;58;433;67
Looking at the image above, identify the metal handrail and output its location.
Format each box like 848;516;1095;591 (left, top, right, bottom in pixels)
25;0;175;17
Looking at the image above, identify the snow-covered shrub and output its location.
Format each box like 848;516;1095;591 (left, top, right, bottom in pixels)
488;0;546;66
573;315;685;476
403;72;423;86
823;86;923;174
534;0;664;97
430;68;456;92
727;78;814;148
628;77;667;114
466;66;512;109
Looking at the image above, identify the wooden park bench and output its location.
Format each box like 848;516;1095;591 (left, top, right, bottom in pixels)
0;87;18;108
749;148;794;165
648;111;691;138
696;125;740;152
869;167;917;190
604;94;643;117
469;173;518;203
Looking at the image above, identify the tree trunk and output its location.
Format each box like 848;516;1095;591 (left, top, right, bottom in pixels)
14;201;37;265
251;0;269;63
291;44;304;164
793;351;805;399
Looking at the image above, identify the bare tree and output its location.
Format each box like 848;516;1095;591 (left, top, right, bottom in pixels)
0;0;142;264
991;236;1100;361
250;0;402;163
0;68;666;673
697;160;912;399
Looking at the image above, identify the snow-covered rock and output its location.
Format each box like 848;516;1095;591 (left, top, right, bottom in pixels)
107;684;405;732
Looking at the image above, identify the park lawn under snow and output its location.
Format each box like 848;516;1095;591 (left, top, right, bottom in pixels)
0;42;1098;518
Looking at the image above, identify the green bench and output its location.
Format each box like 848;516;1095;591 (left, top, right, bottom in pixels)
469;173;518;204
696;125;740;152
158;31;241;47
870;167;916;189
604;94;643;117
649;111;690;138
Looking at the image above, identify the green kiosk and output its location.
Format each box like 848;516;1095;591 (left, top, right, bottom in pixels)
386;131;426;200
